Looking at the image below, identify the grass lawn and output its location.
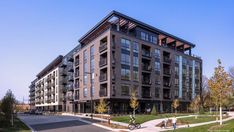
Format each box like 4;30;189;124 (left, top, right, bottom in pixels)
167;119;234;132
0;114;30;132
112;113;189;124
178;115;228;124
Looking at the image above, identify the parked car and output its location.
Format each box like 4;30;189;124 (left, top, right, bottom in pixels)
35;110;43;115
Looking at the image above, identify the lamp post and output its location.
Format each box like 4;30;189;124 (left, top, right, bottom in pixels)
85;72;93;119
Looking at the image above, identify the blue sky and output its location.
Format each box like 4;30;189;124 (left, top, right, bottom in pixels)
0;0;233;102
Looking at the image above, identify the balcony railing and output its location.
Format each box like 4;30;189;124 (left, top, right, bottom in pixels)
163;57;171;63
99;74;107;82
142;65;152;71
142;51;151;58
142;80;151;85
163;70;171;75
99;58;107;67
99;88;107;97
99;43;107;52
75;60;79;66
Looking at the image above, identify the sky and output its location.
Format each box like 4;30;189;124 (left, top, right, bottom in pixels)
0;0;233;102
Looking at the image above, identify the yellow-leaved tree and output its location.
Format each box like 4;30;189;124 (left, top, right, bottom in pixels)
208;59;233;125
189;95;201;119
130;90;139;117
95;98;108;122
172;99;180;113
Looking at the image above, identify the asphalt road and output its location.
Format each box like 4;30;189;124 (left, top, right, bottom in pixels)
18;114;111;132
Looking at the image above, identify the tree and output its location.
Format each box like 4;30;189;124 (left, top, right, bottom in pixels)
130;90;139;117
208;59;233;125
189;95;200;119
172;99;179;113
1;89;16;126
95;98;107;121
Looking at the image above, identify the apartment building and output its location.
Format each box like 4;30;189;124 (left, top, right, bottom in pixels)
73;11;202;113
30;11;202;113
29;79;37;109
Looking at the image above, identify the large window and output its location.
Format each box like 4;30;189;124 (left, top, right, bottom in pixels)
154;61;160;71
90;46;95;96
154;49;160;58
175;55;180;63
121;53;130;65
140;32;148;41
150;36;157;44
133;56;139;67
121;68;130;80
121;85;129;96
133;42;139;53
133;70;139;81
83;87;87;97
121;38;130;50
84;63;88;85
83;50;88;62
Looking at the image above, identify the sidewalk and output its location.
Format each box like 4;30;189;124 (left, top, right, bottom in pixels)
132;112;234;132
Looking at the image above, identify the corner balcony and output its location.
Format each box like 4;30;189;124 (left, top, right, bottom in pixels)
99;42;107;53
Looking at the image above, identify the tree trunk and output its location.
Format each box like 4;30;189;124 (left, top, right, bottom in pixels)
220;106;223;125
133;109;135;117
209;107;212;114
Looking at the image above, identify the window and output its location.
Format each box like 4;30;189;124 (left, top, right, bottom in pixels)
121;38;130;50
90;46;94;58
175;66;179;75
133;42;139;53
84;63;88;85
150;36;157;44
83;87;87;97
121;53;130;65
133;70;139;81
83;50;88;62
121;68;130;80
133;56;139;67
154;61;160;71
154;49;160;58
121;85;129;96
175;55;180;63
140;32;146;40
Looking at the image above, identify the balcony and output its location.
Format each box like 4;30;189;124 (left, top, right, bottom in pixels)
142;51;151;58
163;82;171;88
142;65;152;72
68;68;74;73
163;69;171;76
163;89;171;99
142;79;152;85
74;95;79;100
75;60;79;66
99;87;107;97
75;82;80;89
163;57;171;64
68;76;74;82
67;85;74;91
99;58;107;67
142;87;151;98
99;43;107;53
68;57;74;62
99;74;107;82
67;95;74;101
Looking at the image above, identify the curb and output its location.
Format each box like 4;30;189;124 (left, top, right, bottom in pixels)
78;118;130;132
18;116;36;132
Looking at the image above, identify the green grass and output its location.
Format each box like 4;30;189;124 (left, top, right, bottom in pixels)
112;113;189;124
178;116;228;124
168;119;234;132
0;114;30;132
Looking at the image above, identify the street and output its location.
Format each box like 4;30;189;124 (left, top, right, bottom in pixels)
18;114;111;132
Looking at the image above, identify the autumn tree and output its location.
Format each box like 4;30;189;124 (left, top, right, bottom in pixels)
172;99;180;113
95;98;107;121
189;95;200;119
208;59;233;125
130;90;139;117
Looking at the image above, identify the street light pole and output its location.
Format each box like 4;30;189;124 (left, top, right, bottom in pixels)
85;72;93;119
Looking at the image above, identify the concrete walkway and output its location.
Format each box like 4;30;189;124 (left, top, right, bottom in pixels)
132;112;234;132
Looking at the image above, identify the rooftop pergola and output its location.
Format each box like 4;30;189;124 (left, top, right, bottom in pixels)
79;10;195;54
